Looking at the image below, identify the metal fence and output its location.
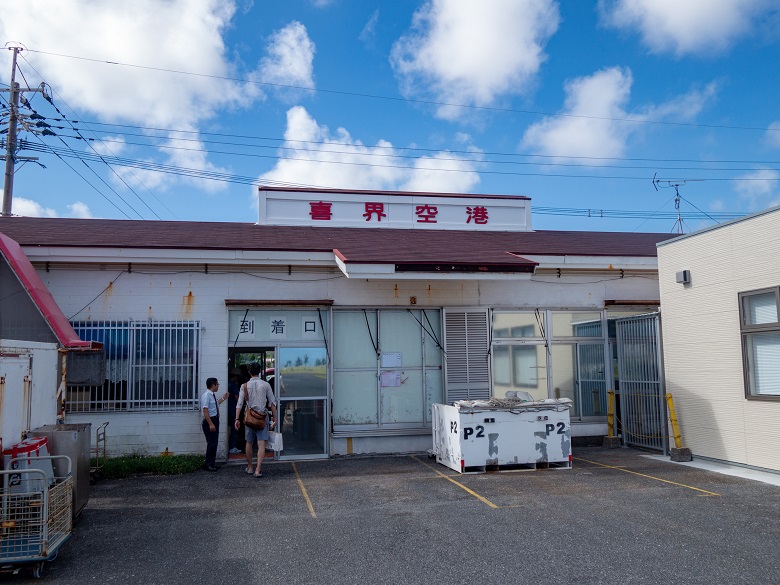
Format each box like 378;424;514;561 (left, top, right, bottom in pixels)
67;320;200;413
615;313;667;453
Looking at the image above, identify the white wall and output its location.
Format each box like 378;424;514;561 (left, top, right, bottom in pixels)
0;340;59;450
36;265;660;457
658;208;780;472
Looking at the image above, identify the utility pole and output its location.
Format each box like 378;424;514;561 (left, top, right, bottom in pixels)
2;46;21;216
1;44;42;216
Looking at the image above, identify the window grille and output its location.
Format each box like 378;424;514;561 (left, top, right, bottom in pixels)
67;320;200;412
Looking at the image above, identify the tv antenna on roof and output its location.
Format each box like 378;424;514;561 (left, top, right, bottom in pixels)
652;174;703;234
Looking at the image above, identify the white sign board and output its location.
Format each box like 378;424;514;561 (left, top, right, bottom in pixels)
258;188;532;232
381;352;402;368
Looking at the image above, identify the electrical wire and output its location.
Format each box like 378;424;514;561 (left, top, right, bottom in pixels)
28;114;780;168
3;50;762;227
19;54;170;220
44;131;780;175
24;48;780;135
20;140;779;192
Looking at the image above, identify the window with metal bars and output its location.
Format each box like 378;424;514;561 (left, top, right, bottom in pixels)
66;320;200;412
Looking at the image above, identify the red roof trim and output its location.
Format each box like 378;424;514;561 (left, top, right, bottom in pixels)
0;232;90;348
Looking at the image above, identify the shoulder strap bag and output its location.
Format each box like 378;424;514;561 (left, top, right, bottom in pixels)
242;383;267;431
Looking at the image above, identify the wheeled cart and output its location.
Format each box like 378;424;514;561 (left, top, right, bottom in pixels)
432;399;573;473
0;455;73;579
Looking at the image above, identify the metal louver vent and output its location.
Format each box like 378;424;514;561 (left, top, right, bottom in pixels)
444;309;490;403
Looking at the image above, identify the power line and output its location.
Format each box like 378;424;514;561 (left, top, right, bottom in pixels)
17;140;780;188
30;114;780;168
50;133;780;175
6;140;749;222
25;48;780;135
19;54;171;220
3;137;750;223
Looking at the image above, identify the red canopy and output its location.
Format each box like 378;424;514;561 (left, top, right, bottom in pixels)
0;231;90;348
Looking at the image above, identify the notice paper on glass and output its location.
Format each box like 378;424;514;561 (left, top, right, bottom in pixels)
381;352;402;368
380;371;402;387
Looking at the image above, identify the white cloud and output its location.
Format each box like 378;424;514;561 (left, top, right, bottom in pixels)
0;1;257;127
0;0;265;193
391;0;560;121
641;82;719;121
259;21;316;96
709;199;726;212
359;10;380;45
91;136;126;157
66;201;93;218
113;161;169;192
523;67;634;161
401;152;480;193
766;122;780;148
521;67;717;161
599;0;777;56
13;197;57;217
260;106;480;193
733;169;780;210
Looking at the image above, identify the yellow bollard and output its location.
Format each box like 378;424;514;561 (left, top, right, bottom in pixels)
607;390;616;438
665;393;683;450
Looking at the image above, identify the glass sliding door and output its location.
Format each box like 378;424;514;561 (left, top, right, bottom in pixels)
277;347;328;458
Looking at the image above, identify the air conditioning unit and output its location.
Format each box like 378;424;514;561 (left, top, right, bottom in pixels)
675;270;691;284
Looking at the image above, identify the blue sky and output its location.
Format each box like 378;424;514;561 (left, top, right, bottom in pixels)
2;0;780;232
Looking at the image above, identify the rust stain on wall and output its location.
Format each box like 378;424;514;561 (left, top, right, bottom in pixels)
181;291;195;318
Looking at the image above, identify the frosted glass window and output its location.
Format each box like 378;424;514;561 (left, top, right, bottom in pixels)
553;312;602;337
333;311;378;368
492;344;548;401
425;369;443;422
332;309;442;428
746;333;780;396
493;312;541;338
550;345;579;417
332;371;378;424
743;293;778;326
493;346;511;385
379;312;423;367
423;310;444;367
380;370;423;423
740;288;780;399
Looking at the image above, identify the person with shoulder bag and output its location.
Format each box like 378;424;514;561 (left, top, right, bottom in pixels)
234;362;278;477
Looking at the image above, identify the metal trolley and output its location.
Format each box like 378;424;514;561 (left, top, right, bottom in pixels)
0;455;73;579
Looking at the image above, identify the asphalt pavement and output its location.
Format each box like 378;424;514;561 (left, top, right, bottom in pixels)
3;446;780;584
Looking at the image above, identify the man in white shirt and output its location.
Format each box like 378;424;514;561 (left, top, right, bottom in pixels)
201;377;229;471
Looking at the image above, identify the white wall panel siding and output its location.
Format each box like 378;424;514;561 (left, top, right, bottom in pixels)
658;206;780;472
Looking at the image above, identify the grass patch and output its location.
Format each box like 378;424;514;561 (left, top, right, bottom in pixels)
93;454;205;479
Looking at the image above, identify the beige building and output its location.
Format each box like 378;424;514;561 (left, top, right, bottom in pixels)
657;205;780;472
